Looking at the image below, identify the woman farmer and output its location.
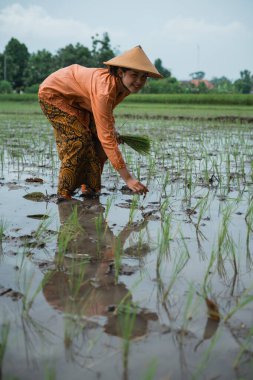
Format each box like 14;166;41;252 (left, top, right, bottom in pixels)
38;45;162;200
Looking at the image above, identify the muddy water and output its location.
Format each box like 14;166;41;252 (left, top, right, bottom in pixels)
0;114;253;380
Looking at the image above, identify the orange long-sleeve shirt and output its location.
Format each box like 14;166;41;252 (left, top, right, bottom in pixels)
38;64;130;170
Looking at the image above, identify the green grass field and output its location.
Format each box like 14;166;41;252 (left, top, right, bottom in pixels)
0;93;253;120
117;102;253;119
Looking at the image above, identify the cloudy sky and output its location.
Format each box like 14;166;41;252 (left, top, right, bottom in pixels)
0;0;252;80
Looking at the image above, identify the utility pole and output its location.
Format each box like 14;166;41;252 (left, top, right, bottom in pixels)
196;44;200;71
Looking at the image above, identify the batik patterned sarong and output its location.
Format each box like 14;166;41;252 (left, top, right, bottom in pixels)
39;100;107;196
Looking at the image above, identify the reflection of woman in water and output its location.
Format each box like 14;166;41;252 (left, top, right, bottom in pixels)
43;199;157;338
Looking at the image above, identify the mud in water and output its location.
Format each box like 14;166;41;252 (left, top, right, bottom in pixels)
0;114;253;380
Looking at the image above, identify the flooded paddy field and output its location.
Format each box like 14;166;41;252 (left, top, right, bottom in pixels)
0;111;253;380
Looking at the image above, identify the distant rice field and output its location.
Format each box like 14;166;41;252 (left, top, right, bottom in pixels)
1;94;253;120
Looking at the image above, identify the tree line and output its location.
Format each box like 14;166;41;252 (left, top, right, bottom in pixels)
0;33;252;94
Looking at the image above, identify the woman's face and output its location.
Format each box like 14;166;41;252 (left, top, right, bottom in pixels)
118;69;148;93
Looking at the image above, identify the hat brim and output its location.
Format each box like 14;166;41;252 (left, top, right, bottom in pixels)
103;45;163;79
104;63;163;79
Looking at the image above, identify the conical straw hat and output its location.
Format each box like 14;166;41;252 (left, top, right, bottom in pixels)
104;45;163;79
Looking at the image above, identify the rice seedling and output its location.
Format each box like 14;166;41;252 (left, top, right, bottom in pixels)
202;249;217;296
191;329;221;380
212;160;221;184
95;212;104;256
141;358;158;380
246;225;253;269
233;325;253;369
158;170;171;203
120;134;151;155
159;198;170;221
104;195;114;221
179;282;201;343
57;205;83;265
156;213;173;284
245;196;253;231
146;155;157;187
228;236;239;296
134;230;146;258
0;321;10;367
117;300;138;375
68;260;87;300
225;152;231;179
32;213;55;247
44;367;56;380
21;270;52;316
129;195;139;224
161;242;189;303
63;315;83;360
195;193;210;231
134;159;141;181
17;308;56;370
223;284;253;322
183;156;194;202
0;218;8;242
0;149;4;175
244;196;253;267
114;237;122;284
216;202;236;279
157;213;172;260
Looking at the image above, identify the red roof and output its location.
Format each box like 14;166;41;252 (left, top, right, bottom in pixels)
190;79;214;89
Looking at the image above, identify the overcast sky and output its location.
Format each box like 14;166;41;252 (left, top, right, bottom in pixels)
0;0;252;80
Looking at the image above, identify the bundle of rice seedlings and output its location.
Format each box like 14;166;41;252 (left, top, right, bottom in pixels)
120;134;151;155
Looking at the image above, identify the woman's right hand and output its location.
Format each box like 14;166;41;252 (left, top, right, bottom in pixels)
118;167;149;195
125;177;149;195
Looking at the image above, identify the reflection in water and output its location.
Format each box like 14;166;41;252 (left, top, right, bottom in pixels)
194;318;220;352
43;199;157;343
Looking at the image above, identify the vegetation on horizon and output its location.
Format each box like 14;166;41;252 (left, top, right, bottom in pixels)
0;34;252;95
0;93;252;107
